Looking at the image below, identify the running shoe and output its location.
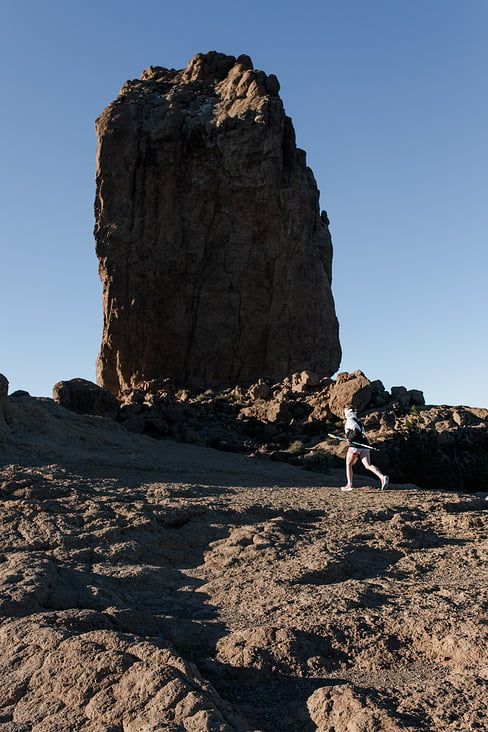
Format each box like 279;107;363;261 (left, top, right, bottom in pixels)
341;484;354;492
381;475;389;490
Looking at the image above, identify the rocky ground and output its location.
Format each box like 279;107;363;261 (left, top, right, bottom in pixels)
53;369;488;493
1;394;488;731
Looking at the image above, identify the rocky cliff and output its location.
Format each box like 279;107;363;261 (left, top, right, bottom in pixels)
94;51;341;398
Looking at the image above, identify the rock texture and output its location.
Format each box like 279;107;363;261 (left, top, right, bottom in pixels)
95;51;341;398
1;392;488;731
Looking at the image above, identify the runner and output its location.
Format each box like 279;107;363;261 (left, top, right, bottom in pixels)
341;406;389;492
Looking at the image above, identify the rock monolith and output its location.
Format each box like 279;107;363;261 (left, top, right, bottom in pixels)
95;51;341;397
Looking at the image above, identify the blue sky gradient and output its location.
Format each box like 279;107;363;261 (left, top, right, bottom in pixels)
1;0;487;406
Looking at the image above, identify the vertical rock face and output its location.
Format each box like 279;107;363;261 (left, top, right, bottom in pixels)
95;51;341;397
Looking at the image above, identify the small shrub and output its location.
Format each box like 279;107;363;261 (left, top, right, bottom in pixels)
288;440;306;455
403;405;425;435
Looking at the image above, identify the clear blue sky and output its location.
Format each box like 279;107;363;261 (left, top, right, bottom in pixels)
1;0;487;407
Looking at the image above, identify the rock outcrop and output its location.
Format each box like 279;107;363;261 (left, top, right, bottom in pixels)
95;51;341;398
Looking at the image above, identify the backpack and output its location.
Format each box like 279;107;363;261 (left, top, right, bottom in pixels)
346;419;369;446
346;427;364;444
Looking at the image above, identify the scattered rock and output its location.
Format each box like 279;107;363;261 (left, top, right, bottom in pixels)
248;380;271;401
291;370;320;392
391;385;411;409
45;367;479;492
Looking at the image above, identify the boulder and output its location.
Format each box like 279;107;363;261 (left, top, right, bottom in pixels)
328;371;373;418
239;391;293;426
248;380;271;400
408;388;425;407
94;51;341;397
291;371;320;392
391;386;410;409
368;379;390;408
53;379;119;419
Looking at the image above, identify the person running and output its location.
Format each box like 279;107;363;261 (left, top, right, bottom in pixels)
341;406;389;492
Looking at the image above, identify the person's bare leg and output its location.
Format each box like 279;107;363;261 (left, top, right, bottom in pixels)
346;451;358;485
361;457;389;489
361;455;384;481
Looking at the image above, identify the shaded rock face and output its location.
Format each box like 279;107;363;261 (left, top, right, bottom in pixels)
95;51;341;398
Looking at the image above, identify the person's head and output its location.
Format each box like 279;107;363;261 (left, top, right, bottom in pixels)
344;405;357;420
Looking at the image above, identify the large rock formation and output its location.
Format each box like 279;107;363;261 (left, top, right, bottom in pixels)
95;51;341;398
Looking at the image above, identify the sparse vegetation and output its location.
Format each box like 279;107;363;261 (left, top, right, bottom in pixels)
301;449;332;472
287;439;306;455
403;405;426;434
